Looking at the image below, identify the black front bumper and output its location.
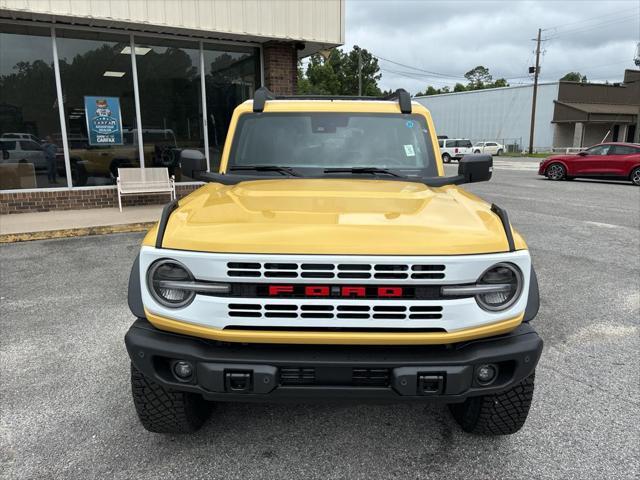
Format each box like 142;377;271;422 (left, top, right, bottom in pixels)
125;319;543;403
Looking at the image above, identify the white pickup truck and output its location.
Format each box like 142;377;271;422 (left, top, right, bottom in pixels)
438;138;473;163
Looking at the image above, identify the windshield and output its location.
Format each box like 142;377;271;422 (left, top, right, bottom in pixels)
227;112;438;177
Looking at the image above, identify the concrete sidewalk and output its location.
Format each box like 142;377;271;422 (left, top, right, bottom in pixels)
0;205;162;242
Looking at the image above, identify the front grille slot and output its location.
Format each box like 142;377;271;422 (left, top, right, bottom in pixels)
280;367;315;385
301;264;333;270
352;368;390;386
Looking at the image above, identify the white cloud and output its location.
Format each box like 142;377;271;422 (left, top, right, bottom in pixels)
343;0;640;94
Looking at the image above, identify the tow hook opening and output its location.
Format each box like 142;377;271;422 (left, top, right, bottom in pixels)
418;374;445;395
225;371;253;393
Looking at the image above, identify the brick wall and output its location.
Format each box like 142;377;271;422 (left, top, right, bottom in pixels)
263;41;297;95
0;184;202;215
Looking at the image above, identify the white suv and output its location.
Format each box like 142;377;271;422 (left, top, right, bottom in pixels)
438;138;473;163
473;141;505;156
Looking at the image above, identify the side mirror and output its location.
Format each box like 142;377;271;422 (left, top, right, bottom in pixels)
577;151;587;156
457;154;492;184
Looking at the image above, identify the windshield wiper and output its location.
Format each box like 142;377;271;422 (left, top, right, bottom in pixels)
323;167;405;178
229;165;301;177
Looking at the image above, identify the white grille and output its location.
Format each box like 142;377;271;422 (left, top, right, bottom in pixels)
228;303;443;320
227;262;446;280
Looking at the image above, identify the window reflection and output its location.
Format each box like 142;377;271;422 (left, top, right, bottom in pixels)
0;24;66;189
203;46;258;171
135;37;206;181
56;30;137;186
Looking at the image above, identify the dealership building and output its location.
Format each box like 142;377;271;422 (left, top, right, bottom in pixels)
0;0;344;213
415;70;640;152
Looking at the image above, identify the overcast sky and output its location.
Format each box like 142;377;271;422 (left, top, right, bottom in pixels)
343;0;640;94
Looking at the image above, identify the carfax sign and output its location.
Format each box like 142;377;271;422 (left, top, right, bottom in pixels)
84;96;123;146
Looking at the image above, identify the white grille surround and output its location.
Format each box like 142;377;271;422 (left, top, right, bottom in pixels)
139;247;532;333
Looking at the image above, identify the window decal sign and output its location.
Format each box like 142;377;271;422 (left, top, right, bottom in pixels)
84;96;123;146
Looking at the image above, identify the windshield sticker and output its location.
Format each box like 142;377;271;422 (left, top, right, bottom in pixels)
406;120;414;128
404;144;416;157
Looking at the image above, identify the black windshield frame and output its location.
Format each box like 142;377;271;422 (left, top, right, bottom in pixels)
225;112;439;179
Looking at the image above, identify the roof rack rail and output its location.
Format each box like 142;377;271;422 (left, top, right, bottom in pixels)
252;87;412;114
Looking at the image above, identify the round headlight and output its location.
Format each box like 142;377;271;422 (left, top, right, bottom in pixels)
147;259;195;308
475;263;523;312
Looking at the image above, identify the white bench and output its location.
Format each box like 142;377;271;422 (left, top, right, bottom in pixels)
117;167;176;211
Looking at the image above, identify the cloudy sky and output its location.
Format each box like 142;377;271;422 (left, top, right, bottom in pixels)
342;0;640;94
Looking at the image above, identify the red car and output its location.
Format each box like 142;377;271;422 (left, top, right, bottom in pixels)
538;142;640;186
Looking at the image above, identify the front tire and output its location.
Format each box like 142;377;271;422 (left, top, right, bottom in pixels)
496;149;503;156
449;373;535;436
131;363;211;433
545;162;566;180
442;153;451;163
474;149;481;154
631;167;640;186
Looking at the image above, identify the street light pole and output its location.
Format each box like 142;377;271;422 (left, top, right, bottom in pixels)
528;28;542;154
358;48;362;96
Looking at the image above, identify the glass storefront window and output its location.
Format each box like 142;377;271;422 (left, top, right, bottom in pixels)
0;24;66;189
1;24;261;191
134;37;205;181
55;30;138;187
203;45;259;171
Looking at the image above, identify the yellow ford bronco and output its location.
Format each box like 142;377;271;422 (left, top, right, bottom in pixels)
125;88;542;436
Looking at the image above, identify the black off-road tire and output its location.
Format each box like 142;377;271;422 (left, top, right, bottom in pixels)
448;373;535;435
442;153;451;163
130;363;211;434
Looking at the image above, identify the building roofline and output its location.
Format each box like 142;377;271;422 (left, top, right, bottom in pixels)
414;82;559;99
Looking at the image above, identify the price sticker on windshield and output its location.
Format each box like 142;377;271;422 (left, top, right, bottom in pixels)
404;144;415;157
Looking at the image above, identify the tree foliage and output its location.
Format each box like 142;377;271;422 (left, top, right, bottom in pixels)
560;72;588;83
415;65;509;96
297;46;382;96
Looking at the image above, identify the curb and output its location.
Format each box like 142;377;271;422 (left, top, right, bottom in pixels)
0;222;155;244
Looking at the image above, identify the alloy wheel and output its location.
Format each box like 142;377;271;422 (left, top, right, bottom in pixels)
546;163;565;180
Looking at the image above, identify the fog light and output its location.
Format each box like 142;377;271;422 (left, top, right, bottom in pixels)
173;361;193;379
476;364;497;385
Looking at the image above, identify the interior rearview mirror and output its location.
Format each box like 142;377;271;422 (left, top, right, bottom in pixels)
457;154;493;184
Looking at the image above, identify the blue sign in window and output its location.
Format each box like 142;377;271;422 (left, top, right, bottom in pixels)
84;96;123;146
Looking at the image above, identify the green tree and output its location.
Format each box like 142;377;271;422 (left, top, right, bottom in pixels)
453;82;466;92
297;46;382;96
560;72;588;82
464;65;492;89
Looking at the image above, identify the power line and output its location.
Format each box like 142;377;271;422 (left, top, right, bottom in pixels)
372;53;467;80
542;6;639;32
545;15;639;40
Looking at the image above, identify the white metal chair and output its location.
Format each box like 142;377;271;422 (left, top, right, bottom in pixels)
116;167;176;212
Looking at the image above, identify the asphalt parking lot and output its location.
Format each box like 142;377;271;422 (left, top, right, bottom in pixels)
1;157;639;479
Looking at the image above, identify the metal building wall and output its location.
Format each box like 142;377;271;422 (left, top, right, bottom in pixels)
0;0;344;46
415;83;559;150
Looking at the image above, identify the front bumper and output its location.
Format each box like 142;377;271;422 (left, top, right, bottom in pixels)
125;318;543;403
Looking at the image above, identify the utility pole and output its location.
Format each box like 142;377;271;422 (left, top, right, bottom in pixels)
358;48;362;96
528;28;542;154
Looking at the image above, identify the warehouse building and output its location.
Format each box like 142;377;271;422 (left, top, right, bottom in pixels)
0;0;344;213
415;69;640;152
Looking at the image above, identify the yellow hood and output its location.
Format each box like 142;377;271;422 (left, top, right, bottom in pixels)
145;179;526;255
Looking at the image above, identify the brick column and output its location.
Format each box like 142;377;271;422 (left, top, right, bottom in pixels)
262;42;298;95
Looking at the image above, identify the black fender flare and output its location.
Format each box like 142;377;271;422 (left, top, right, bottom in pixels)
524;265;540;322
128;253;145;318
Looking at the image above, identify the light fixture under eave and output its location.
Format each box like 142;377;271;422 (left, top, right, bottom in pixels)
103;71;126;78
120;46;151;55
